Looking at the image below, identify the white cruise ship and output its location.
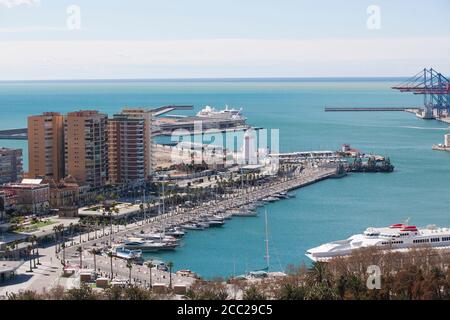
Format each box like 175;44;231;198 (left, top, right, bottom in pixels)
196;105;245;120
306;223;450;262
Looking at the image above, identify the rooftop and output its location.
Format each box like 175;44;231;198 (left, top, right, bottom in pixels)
2;183;49;190
21;178;43;185
79;202;142;218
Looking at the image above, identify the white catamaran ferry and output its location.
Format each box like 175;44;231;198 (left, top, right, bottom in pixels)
306;222;450;262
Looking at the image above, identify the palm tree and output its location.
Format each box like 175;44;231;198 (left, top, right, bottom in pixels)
107;251;114;280
100;219;106;237
30;236;37;268
61;243;66;266
87;218;91;241
146;261;154;289
308;261;327;284
27;245;33;272
69;223;74;246
53;225;59;253
6;241;16;260
57;224;65;252
76;246;83;268
139;203;144;225
4;246;11;261
94;219;99;239
78;223;83;244
167;261;174;289
126;261;133;285
146;202;151;222
90;249;98;278
35;239;41;265
102;200;119;246
10;240;18;260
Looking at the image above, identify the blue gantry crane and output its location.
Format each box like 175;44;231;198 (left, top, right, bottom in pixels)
392;68;450;119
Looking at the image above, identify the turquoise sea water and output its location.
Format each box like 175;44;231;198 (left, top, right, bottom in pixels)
1;79;449;278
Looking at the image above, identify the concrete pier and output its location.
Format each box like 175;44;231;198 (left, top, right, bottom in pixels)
0;128;27;140
325;107;410;112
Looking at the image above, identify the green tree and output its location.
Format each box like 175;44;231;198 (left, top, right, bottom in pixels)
276;282;306;300
243;285;267;300
65;283;98;300
90;248;98;278
104;285;123;300
107;251;114;280
76;246;83;268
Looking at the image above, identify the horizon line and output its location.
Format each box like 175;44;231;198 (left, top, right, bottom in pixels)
0;76;410;83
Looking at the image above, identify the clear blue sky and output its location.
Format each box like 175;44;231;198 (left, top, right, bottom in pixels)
0;0;449;79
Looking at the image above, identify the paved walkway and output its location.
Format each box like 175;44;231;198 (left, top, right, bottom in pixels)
0;245;62;297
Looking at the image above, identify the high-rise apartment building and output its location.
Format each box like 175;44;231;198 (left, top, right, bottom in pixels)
65;110;108;188
28;112;65;181
107;108;153;184
0;148;23;184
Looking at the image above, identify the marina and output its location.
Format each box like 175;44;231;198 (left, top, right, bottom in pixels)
60;165;337;282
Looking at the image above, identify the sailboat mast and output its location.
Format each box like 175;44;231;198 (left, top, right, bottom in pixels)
162;182;165;215
265;210;270;270
143;188;146;222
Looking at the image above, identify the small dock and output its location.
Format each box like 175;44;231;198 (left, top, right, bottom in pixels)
432;145;450;152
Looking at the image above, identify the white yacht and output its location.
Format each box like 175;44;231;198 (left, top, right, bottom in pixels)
306;223;450;262
181;223;205;230
165;227;185;238
111;247;143;262
203;216;225;227
124;237;177;252
262;196;279;203
134;232;178;243
231;210;258;217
